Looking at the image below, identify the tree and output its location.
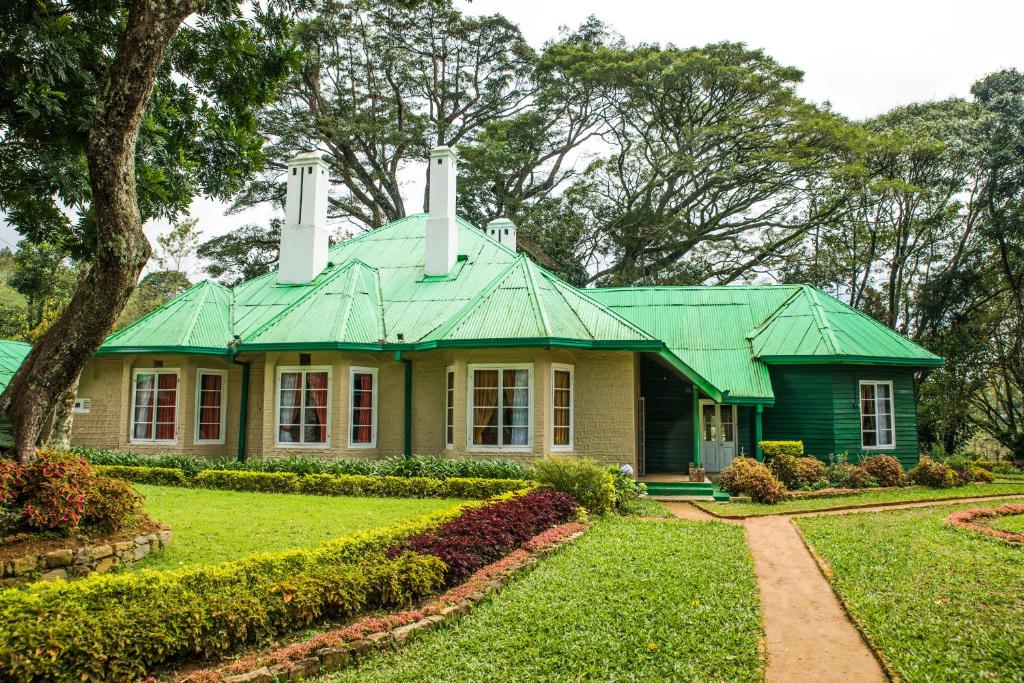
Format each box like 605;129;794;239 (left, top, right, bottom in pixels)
197;219;282;283
156;217;202;272
0;0;295;461
8;242;78;330
116;270;193;329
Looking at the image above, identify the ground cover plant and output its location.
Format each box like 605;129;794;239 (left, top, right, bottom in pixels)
325;517;762;683
696;482;1024;517
133;485;462;571
993;513;1024;534
797;499;1024;681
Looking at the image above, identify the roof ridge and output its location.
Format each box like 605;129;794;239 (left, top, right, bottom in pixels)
178;280;213;347
522;260;552;337
421;256;526;342
745;287;805;341
804;286;842;355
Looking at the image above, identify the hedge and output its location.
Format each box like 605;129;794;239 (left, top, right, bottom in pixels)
97;466;531;500
758;440;804;458
0;504;469;681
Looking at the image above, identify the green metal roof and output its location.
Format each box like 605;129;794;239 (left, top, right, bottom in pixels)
589;284;942;404
0;339;31;394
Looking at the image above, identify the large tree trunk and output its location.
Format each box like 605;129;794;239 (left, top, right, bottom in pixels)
46;373;81;451
0;0;195;464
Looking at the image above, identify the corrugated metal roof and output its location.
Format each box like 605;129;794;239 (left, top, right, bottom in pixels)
0;339;31;394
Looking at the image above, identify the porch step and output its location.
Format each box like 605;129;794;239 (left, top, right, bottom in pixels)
712;490;731;503
643;481;716;497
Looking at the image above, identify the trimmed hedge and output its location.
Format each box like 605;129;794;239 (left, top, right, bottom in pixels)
73;446;530;480
759;440;804;458
195;469;301;493
95;464;190;487
0;505;468;681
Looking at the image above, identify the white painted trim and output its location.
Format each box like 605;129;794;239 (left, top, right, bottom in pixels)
466;363;533;452
859;379;896;449
348;366;379;449
550;363;574;452
445;366;455;450
274;365;332;448
194;368;227;445
129;368;180;445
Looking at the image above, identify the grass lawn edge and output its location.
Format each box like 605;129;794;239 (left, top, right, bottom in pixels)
791;521;900;682
694;490;1024;519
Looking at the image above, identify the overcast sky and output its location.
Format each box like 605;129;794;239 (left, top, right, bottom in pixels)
2;0;1021;277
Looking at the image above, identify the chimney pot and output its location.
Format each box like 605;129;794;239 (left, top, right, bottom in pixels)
486;217;517;252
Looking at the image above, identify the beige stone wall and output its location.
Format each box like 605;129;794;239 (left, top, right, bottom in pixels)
71;348;639;469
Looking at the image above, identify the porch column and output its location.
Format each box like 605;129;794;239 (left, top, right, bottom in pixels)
755;404;763;461
692;388;701;469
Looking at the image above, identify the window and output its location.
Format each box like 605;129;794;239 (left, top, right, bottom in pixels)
131;369;178;443
276;368;330;446
349;367;378;448
445;367;455;449
468;364;531;450
195;370;227;444
860;381;895;448
73;398;91;414
551;364;573;450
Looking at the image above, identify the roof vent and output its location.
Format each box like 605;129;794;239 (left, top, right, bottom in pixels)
280;152;331;284
425;146;458;276
486;217;517;252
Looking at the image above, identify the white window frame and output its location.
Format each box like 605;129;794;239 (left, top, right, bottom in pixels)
466;363;533;452
348;366;379;449
129;368;180;445
551;363;574;452
859;380;896;449
445;366;455;449
274;366;332;448
194;368;228;445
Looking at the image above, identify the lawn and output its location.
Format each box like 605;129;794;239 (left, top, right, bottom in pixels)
618;496;673;517
325;516;763;683
697;482;1024;517
797;499;1024;681
133;484;462;571
992;512;1024;534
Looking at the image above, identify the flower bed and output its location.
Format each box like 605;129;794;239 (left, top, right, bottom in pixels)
945;503;1024;544
0;490;578;681
95;465;531;500
177;521;587;683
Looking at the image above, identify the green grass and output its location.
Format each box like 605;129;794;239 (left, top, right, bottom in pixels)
325;517;762;683
992;512;1024;534
698;482;1024;517
797;499;1024;681
133;484;462;571
618;496;673;517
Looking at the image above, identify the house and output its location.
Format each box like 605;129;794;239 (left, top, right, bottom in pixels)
65;147;941;478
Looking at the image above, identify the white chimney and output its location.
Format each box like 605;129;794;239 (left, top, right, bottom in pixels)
425;146;458;276
487;217;517;252
279;152;331;284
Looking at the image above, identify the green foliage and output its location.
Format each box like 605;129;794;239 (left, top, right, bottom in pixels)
826;464;877;489
530;457;616;513
115;270;192;330
768;454;825;490
327;517;762;683
859;455;906;487
719;457;786;504
759;440;804;458
606;465;646;508
197;220;281;284
195;469;300;493
909;456;962;488
616;497;672;518
154;217;201;272
81;476;144;534
94;465;189;487
969;466;995;483
797;500;1024;680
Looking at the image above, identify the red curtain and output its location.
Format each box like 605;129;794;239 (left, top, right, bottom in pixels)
198;373;222;440
305;371;328;443
351;373;373;443
155;373;177;440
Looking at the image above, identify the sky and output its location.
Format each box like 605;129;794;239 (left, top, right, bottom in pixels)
2;0;1022;277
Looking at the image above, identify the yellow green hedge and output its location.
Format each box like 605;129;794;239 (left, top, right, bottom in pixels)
758;440;804;458
0;504;474;681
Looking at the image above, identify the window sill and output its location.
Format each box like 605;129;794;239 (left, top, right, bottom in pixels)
467;446;533;453
129;440;178;446
347;443;377;450
274;442;331;449
194;440;226;446
861;445;896;450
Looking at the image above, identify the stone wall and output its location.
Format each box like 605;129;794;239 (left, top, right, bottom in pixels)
0;528;172;586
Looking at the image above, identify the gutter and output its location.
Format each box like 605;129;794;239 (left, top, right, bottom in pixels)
229;351;251;463
395;350;412;458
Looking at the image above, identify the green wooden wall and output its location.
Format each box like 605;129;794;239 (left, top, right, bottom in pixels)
762;365;921;468
639;355;693;473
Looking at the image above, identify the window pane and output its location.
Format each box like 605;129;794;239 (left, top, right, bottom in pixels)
279;424;300;443
132;420;152;440
503;369;528;387
863;430;877;447
201;373;222;392
503;426;529;446
553;426;570;446
304;425;327;443
474;426;498;445
504;406;529;427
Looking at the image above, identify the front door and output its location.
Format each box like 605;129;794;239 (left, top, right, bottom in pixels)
700;401;737;473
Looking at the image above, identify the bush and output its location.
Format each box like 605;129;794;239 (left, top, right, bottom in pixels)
769;454;826;490
82;477;145;534
530;457;616;513
827;464;877;489
607;464;645;508
401;490;578;582
2;451;97;534
969;466;995;483
195;469;300;493
859;455;906;487
993;461;1024;475
719;457;786;504
793;457;827;487
94;465;189;487
759;440;804;458
297;473;530;499
909;456;960;488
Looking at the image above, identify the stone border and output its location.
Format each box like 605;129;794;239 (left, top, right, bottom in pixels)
0;527;172;585
946;503;1024;544
197;523;588;683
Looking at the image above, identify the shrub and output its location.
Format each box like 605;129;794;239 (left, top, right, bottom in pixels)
530;457;616;513
859;455;906;487
81;476;145;533
827;463;877;489
768;454;826;489
195;470;300;493
969;466;995;483
759;440;804;458
719;457;786;504
401;490;578;582
94;465;190;487
607;464;645;508
993;461;1024;475
793;457;827;487
909;456;960;488
297;473;529;499
5;451;97;533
